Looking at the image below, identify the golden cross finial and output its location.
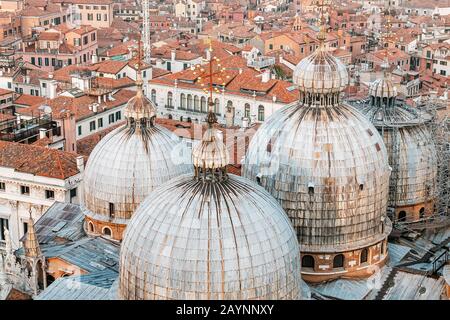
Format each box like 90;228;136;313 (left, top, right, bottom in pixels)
204;36;213;53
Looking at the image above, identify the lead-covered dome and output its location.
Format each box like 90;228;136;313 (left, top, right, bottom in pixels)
82;74;192;239
118;173;301;300
350;68;437;211
243;42;391;254
368;78;397;99
293;45;349;94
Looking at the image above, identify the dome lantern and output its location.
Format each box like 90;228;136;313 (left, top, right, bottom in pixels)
123;39;156;128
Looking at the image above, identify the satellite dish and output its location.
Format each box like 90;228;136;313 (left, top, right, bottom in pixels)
38;104;52;114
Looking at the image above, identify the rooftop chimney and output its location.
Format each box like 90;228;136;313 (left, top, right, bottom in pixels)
39;128;47;140
76;156;84;173
261;69;270;83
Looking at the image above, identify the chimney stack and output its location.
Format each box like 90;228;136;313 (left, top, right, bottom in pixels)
76;156;84;173
39;128;47;139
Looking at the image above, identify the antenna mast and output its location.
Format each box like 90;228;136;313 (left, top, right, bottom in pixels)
142;0;151;64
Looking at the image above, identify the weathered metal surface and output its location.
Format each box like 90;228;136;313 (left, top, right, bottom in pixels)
36;270;118;300
368;78;397;98
293;46;349;94
118;174;301;300
352;98;438;207
192;128;229;170
243;45;391;253
242;101;391;252
82;123;193;223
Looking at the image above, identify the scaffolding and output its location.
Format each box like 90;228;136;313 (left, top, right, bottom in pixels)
417;98;450;226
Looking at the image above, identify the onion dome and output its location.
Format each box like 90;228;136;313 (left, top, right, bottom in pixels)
293;43;349;94
82;64;192;238
369;78;397;99
243;42;392;253
118;110;301;300
368;59;397;101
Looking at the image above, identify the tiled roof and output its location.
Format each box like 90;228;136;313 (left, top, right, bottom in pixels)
76;122;124;157
90;60;128;74
0;141;80;179
17;89;135;121
13;94;46;107
150;55;299;104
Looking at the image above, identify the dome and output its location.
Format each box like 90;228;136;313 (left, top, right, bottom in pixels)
293;45;349;94
83;125;192;222
242;102;392;252
368;78;397;99
353;98;437;208
192;127;229;170
82;72;193;234
124;88;156;120
118;173;301;300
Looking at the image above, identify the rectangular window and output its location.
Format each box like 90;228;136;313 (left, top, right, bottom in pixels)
78;125;82;135
109;113;115;124
20;185;30;195
83;36;88;45
91;33;96;41
23;222;28;235
0;182;5;191
45;190;55;199
109;202;115;218
31;57;36;65
88;13;93;21
98;118;103;128
70;188;77;199
115;111;121;120
0;218;9;241
7;82;11;89
38;57;42;66
104;14;108;21
89;120;96;131
97;13;101;21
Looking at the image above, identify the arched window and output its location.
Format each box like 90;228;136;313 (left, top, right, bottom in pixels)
214;98;220;114
200;96;206;112
187;94;193;110
168;114;172;120
194;95;199;111
88;221;95;233
103;227;112;237
187;117;192;123
244;103;250;118
258;105;265;121
360;248;368;264
398;211;407;222
180;93;186;109
167;91;173;107
302;255;315;269
151;89;156;103
419;207;425;219
333;254;344;268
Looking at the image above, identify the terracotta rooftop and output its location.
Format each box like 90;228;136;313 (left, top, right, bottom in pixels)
150;55;299;104
13;94;46;107
0;141;80;179
17;89;135;121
